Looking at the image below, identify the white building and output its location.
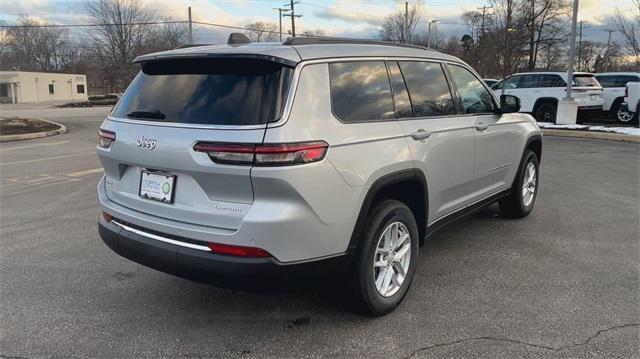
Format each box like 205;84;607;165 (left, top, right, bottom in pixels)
0;71;88;104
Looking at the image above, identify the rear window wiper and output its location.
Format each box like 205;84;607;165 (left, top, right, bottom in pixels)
126;110;166;120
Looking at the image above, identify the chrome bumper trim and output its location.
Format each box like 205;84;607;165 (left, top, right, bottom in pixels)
111;220;211;252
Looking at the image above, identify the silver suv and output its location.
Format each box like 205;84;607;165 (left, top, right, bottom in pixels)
97;36;542;315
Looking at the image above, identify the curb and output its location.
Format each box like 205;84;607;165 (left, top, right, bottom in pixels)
542;129;640;143
0;119;68;142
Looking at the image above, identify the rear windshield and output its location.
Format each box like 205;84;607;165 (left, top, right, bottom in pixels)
573;75;599;87
112;58;293;126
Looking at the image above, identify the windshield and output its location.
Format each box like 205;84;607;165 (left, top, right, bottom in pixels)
112;57;294;126
573;75;599;87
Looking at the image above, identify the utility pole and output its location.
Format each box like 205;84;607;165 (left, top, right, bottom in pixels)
402;2;408;43
577;21;588;71
477;5;493;40
604;29;616;71
283;1;301;38
187;6;193;45
273;7;290;41
427;20;439;48
565;0;579;101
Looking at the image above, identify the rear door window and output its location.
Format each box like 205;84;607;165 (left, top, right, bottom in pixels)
399;61;455;117
538;74;566;87
112;58;293;126
329;61;395;122
517;74;540;88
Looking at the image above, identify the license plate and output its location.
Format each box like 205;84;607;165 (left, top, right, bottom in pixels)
139;170;176;203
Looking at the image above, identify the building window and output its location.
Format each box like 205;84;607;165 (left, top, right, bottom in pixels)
0;84;8;97
48;84;55;94
77;84;85;94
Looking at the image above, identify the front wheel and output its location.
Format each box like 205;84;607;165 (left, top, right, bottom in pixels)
352;199;419;316
499;150;539;218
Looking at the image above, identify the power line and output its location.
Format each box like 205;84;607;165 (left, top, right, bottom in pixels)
0;20;187;28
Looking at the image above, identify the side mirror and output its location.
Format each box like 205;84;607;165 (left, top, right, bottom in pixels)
499;94;520;113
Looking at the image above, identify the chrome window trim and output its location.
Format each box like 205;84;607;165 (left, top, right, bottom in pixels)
112;220;211;251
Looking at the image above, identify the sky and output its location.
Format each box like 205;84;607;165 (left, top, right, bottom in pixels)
0;0;637;45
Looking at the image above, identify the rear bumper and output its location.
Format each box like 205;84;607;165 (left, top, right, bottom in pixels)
99;220;351;287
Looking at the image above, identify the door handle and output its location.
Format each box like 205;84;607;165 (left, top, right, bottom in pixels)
410;129;432;141
474;123;489;131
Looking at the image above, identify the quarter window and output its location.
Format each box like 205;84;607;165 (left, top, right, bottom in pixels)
329;61;395;122
447;65;495;114
399;61;455;117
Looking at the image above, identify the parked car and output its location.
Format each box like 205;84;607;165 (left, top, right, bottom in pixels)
491;71;603;123
483;78;500;87
622;82;640;125
97;35;543;315
594;72;640;124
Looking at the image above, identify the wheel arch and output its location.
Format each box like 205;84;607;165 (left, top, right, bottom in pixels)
533;97;559;112
525;134;543;163
348;169;428;251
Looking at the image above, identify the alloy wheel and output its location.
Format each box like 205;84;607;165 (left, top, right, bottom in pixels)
373;222;412;297
522;162;537;207
617;108;633;123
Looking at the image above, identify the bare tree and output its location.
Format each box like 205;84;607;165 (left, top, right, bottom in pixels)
538;40;565;69
614;0;640;67
490;0;530;76
244;22;279;42
379;4;421;43
5;16;72;72
150;18;188;50
86;0;156;92
521;0;571;70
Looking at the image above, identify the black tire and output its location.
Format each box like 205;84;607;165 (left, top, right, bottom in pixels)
352;199;419;316
499;150;539;219
534;102;557;123
611;99;636;125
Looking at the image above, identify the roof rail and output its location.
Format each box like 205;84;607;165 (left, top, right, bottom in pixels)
228;33;252;45
282;37;432;51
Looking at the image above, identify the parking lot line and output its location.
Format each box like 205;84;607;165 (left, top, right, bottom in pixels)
67;168;103;177
0;140;71;152
0;152;96;166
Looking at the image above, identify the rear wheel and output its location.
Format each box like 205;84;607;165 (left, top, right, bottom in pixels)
612;100;635;124
352;199;419;316
499;150;539;219
534;102;557;123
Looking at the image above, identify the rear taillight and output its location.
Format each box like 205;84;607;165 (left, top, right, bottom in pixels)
207;242;272;258
625;86;628;98
98;129;116;148
194;141;328;166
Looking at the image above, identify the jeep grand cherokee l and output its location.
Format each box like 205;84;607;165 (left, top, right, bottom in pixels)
97;36;543;315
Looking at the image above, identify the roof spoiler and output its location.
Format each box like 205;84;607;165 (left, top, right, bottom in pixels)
227;33;252;45
175;44;211;49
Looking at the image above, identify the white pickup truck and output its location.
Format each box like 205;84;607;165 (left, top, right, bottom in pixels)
622;82;640;126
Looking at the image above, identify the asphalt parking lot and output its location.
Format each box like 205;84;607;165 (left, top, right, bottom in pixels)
1;106;638;358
